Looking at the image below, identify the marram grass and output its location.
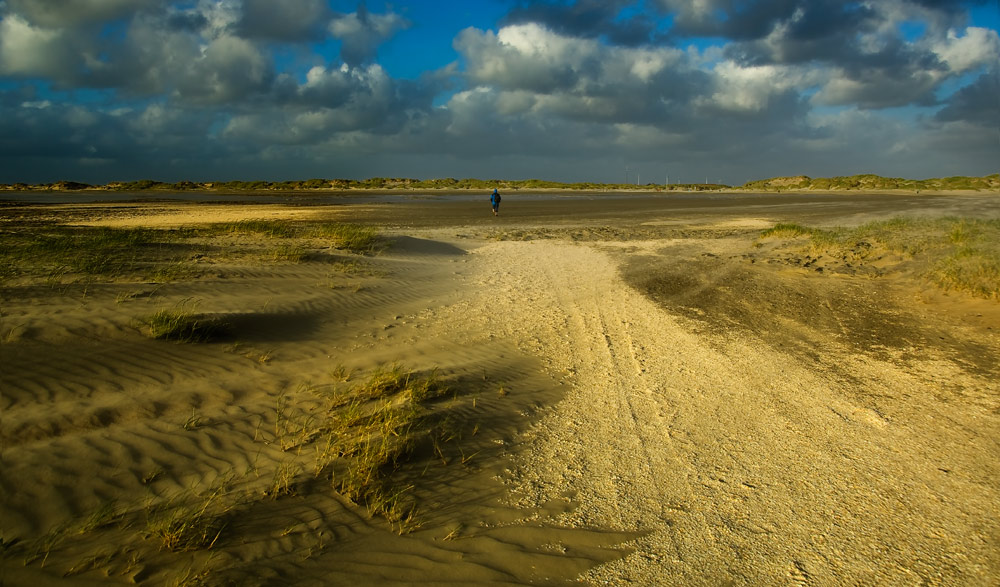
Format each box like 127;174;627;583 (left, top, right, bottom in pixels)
759;216;1000;299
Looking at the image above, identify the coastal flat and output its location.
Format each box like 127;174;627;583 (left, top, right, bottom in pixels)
1;192;998;585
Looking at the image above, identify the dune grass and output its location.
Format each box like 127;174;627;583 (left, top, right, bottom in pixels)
0;219;384;286
0;226;166;283
201;220;382;254
138;304;225;342
213;219;297;238
312;365;451;525
142;484;231;552
759;217;1000;299
307;223;383;254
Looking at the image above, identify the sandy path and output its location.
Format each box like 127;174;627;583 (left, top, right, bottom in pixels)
467;238;998;584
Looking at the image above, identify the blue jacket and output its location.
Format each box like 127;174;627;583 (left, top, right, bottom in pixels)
491;190;501;205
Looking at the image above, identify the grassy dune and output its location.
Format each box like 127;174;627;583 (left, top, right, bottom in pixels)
759;217;1000;299
0;221;382;285
4;173;996;192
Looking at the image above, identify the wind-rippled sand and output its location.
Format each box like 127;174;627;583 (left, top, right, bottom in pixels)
2;194;998;585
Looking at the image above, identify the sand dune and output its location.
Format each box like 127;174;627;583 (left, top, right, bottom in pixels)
1;195;998;584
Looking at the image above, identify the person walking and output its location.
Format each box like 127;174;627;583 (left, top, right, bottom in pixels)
490;188;501;216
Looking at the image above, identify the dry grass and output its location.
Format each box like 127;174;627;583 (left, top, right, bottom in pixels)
138;304;225;342
319;365;450;525
142;485;231;552
0;218;383;287
759;217;1000;299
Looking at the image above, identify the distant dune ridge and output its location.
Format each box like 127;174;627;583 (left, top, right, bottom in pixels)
1;173;998;192
742;173;1000;191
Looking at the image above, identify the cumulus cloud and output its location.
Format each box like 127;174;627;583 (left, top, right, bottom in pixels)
174;35;274;104
456;22;694;108
456;23;595;93
0;13;78;77
237;0;330;42
5;0;159;28
329;3;409;67
936;70;1000;124
932;26;1000;71
503;0;663;46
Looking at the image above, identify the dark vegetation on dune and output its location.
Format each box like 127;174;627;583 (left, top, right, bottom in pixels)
3;173;997;193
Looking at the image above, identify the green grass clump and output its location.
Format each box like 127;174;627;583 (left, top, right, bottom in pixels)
0;226;166;282
309;223;382;254
927;218;1000;299
268;244;308;262
139;306;223;342
216;220;296;238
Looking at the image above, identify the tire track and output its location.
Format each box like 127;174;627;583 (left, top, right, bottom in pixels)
469;238;1000;585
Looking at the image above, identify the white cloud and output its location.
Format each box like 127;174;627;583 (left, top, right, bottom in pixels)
196;0;241;37
457;23;684;95
933;27;1000;73
0;13;73;76
174;34;272;103
700;61;806;113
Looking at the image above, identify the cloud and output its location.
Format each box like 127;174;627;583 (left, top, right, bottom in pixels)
932;26;1000;71
697;60;814;114
455;23;594;93
455;22;695;103
503;0;663;46
0;13;78;77
236;0;330;42
4;0;159;28
173;35;274;104
329;2;409;67
936;70;1000;124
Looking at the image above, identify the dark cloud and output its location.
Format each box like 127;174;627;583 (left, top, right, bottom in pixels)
503;0;663;46
165;10;207;32
657;0;980;42
237;0;331;42
330;2;409;67
936;70;1000;124
0;97;210;183
4;0;159;28
910;0;990;12
655;0;798;40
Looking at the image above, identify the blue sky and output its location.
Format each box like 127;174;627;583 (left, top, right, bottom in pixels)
0;0;997;185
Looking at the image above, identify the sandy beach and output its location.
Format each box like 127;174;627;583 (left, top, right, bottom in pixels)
2;191;998;585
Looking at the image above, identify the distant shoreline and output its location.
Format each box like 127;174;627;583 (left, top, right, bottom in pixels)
2;173;997;194
2;187;999;198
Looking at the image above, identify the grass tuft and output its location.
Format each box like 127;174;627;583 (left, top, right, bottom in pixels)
310;223;383;254
217;220;296;238
139;303;225;342
143;487;230;552
286;365;453;529
758;223;816;239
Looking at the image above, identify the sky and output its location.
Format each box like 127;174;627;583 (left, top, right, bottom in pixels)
0;0;998;186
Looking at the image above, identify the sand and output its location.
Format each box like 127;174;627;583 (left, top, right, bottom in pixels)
1;192;998;585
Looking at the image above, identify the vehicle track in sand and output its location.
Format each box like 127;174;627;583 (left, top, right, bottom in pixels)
466;237;999;585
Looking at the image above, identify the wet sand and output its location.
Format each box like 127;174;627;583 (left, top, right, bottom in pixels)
1;191;998;585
